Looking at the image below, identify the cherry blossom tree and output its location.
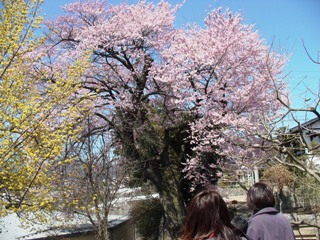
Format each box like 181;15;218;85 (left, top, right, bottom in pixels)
44;0;287;237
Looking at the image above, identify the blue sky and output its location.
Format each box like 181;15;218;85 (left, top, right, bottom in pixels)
42;0;320;123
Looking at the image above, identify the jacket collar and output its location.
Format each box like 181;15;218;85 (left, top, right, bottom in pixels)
253;207;279;217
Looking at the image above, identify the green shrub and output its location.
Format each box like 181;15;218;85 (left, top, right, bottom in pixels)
130;198;164;240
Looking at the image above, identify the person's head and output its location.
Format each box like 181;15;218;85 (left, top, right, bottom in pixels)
181;189;235;240
247;182;275;213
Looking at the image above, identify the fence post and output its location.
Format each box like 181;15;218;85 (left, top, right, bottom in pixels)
315;213;320;240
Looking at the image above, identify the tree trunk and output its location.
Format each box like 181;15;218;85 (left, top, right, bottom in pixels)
114;110;192;239
94;219;109;240
157;164;186;239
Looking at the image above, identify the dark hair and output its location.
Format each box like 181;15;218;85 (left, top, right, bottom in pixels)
247;182;275;213
231;216;248;233
181;190;237;240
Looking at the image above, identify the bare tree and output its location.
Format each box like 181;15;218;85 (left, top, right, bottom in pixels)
302;39;320;65
52;116;129;240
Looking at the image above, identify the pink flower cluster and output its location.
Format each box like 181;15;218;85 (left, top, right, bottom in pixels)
44;0;288;187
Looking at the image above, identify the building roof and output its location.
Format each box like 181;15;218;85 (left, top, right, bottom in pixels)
0;214;130;240
289;117;319;133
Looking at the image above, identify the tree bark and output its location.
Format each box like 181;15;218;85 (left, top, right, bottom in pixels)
112;109;191;239
158;167;186;239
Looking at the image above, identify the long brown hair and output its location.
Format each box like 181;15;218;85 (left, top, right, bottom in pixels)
181;189;238;240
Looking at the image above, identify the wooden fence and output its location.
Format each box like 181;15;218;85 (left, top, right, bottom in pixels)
292;223;320;240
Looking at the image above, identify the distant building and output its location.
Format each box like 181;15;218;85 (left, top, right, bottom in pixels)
289;117;320;169
289;117;320;145
0;189;158;240
1;214;135;240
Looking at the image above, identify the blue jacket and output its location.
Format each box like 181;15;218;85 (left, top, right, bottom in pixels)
246;207;295;240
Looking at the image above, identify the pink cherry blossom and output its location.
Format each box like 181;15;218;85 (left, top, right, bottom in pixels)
44;0;288;189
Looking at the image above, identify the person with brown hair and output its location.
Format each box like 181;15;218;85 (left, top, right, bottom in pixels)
181;189;248;240
246;182;295;240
